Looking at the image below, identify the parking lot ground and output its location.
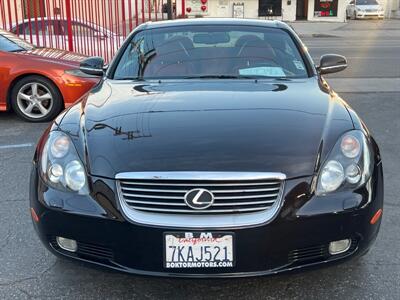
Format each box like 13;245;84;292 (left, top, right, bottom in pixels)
0;91;399;299
290;18;400;39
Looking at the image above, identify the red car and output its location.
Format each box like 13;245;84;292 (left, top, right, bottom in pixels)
0;29;99;122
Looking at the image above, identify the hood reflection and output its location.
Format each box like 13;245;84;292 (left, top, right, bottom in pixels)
89;123;152;140
61;78;354;179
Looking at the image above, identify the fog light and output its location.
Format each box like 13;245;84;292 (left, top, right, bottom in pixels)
329;239;351;255
56;236;77;252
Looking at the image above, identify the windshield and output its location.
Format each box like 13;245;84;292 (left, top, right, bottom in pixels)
356;0;379;5
0;30;34;52
112;25;308;80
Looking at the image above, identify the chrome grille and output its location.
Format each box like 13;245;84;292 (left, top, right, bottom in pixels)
116;172;285;215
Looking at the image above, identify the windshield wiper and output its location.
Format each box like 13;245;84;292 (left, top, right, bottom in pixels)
183;75;255;79
114;77;144;81
9;49;26;53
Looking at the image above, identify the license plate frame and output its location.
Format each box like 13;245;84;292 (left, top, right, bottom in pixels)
163;232;235;269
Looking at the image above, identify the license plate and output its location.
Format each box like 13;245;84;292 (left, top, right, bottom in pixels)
164;232;234;269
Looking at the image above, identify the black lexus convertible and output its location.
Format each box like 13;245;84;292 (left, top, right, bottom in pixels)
30;18;383;277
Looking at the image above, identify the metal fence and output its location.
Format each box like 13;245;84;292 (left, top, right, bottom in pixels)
0;0;183;61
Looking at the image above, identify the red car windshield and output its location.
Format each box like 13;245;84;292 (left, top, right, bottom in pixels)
0;30;34;52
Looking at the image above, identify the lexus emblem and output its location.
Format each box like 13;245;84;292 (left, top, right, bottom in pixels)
184;188;214;210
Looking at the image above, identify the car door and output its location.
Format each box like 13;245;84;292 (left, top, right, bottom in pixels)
0;38;15;109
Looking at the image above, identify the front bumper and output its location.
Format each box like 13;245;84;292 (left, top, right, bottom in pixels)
356;12;384;18
30;163;383;278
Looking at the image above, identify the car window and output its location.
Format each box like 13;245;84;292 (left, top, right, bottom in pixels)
0;34;24;52
16;20;65;36
356;0;378;4
114;32;146;79
0;30;33;51
71;22;101;37
113;25;308;80
17;21;44;35
18;22;36;35
47;20;65;36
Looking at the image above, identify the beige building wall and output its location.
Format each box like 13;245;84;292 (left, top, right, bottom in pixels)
180;0;298;21
180;0;348;22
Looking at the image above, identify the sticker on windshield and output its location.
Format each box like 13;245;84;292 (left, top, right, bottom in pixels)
239;67;286;77
293;60;305;70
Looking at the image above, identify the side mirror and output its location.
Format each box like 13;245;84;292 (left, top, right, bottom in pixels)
317;54;347;75
80;56;105;76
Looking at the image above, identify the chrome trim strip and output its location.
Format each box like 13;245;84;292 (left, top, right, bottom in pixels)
116;172;286;228
119;186;280;193
121;180;276;187
122;193;183;200
125;200;186;206
120;181;281;187
126;206;269;214
212;200;276;206
120;187;187;193
121;193;279;201
214;193;279;200
116;171;286;181
320;64;347;71
79;66;103;72
125;199;275;207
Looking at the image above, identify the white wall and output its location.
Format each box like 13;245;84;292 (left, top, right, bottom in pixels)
198;0;297;21
188;0;351;22
282;1;298;21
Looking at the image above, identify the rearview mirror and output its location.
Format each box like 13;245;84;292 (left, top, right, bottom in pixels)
318;54;347;75
80;56;105;76
193;32;230;44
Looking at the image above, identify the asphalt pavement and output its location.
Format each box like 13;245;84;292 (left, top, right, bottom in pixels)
0;20;399;299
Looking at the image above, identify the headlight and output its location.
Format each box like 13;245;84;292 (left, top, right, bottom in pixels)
40;131;89;194
50;134;70;158
316;130;372;195
340;135;360;158
65;160;87;191
319;160;345;193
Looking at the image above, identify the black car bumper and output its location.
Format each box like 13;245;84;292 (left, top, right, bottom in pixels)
30;163;383;278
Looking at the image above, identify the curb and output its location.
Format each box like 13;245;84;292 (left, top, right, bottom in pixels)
326;78;400;93
299;33;341;38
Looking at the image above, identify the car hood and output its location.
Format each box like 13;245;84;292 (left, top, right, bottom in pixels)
58;78;354;179
22;47;87;66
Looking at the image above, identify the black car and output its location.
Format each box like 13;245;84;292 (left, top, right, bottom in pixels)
30;18;383;277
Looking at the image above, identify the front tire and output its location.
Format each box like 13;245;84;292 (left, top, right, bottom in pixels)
10;75;63;122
